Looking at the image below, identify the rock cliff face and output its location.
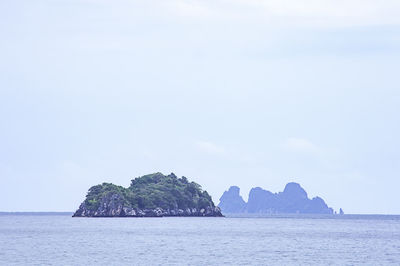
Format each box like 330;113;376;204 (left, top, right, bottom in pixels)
73;173;223;217
219;182;333;214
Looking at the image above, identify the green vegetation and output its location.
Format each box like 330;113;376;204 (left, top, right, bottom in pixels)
83;183;133;210
83;172;215;211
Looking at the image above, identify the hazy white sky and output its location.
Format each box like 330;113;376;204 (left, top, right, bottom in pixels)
1;0;400;213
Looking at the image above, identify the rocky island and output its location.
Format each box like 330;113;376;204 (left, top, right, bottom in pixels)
219;182;334;214
73;172;223;217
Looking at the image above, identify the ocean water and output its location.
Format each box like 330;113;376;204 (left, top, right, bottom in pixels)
1;213;400;265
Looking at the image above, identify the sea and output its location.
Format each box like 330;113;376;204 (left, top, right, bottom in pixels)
1;213;400;265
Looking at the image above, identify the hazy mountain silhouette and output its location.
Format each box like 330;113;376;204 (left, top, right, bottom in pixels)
219;182;333;214
218;186;246;213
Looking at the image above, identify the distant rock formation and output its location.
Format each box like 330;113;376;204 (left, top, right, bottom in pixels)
73;172;223;217
218;186;246;213
219;182;333;214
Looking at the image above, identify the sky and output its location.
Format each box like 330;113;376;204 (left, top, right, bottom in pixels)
0;0;400;214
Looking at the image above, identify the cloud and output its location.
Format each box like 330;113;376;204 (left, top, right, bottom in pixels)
195;141;226;155
171;1;217;18
167;0;400;27
283;137;319;153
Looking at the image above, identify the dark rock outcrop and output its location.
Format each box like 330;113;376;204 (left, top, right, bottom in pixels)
73;200;222;217
73;172;223;217
219;182;333;214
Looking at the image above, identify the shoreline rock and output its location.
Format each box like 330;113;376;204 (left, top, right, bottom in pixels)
73;200;223;217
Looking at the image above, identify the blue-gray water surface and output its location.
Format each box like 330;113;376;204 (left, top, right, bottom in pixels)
1;213;400;265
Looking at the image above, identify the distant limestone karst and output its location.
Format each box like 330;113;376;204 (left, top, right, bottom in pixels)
73;172;223;217
218;182;334;214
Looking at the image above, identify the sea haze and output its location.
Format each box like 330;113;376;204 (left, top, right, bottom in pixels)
1;213;399;265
